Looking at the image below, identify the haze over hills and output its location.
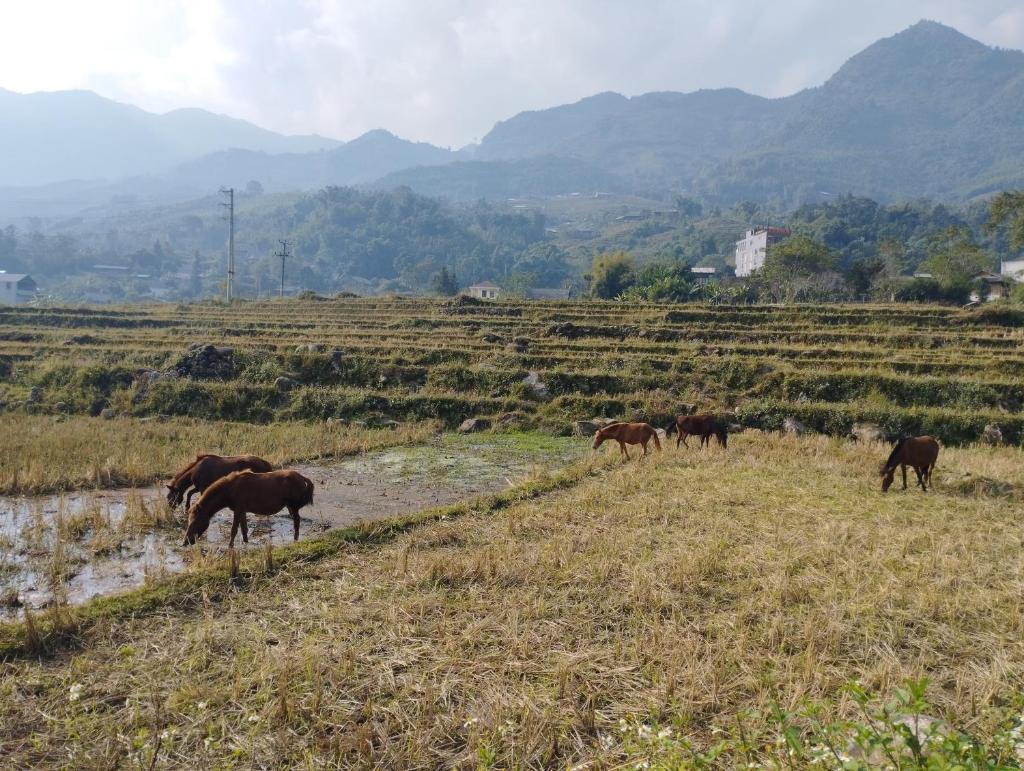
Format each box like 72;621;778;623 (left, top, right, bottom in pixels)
0;87;341;187
2;20;1024;219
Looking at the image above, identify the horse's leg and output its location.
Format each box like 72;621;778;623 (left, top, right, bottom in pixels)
676;434;682;449
619;441;630;460
240;511;249;543
682;434;690;449
185;487;196;511
915;467;926;491
901;465;908;490
289;505;301;541
642;439;649;457
228;511;239;548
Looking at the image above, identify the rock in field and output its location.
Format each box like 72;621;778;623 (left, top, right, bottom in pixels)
100;408;116;420
981;423;1005;445
274;376;299;392
574;420;601;437
523;370;550;400
27;386;42;404
174;343;235;380
295;343;325;353
782;417;806;436
850;422;885;443
459;417;490;433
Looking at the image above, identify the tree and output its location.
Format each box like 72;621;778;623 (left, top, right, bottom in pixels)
245;180;265;196
987;191;1024;251
845;256;886;298
586;251;635;299
429;266;459;296
922;226;990;289
762;235;837;280
620;261;695;302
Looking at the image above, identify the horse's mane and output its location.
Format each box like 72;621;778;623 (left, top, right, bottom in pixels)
169;454;216;488
883;437;909;471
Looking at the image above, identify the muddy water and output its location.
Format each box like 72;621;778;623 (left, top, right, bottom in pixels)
0;433;583;616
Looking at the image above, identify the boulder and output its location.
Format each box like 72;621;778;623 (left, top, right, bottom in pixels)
782;417;806;437
459;417;490;433
27;386;42;404
274;376;299;392
981;423;1005;445
325;417;348;427
850;422;885;443
497;411;526;427
99;408;116;420
523;370;550;400
480;332;503;344
63;334;101;345
574;420;601;437
295;343;325;353
173;343;235;380
505;341;528;354
329;349;345;373
591;417;619;427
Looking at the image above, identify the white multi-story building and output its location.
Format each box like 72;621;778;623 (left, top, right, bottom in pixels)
734;227;791;277
1001;258;1024;282
0;272;37;305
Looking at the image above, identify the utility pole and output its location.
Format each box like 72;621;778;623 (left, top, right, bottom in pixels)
219;187;235;302
274;239;291;297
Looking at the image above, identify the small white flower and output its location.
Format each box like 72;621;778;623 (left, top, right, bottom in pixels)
463;717;478;728
160;729;172;741
68;683;83;702
618;718;629;733
637;724;653;741
196;701;208;710
600;733;615;749
204;737;214;749
247;713;260;723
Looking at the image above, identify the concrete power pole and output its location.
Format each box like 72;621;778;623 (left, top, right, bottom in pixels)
219;188;235;302
274;239;290;297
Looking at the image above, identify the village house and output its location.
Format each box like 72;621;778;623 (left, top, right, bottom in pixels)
691;266;718;285
734;227;791;277
466;281;500;300
0;272;38;305
525;287;573;301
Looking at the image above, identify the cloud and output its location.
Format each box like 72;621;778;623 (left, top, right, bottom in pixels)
1;0;1023;147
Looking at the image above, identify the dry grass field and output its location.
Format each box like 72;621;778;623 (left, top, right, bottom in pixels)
1;298;1024;767
1;432;1023;767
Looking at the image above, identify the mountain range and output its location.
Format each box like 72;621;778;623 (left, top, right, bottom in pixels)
2;20;1024;218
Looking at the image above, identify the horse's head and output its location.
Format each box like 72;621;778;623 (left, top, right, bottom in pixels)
166;484;183;508
182;502;211;545
880;465;896;492
591;429;607;450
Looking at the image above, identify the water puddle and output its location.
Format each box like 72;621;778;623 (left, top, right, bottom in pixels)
0;433;583;616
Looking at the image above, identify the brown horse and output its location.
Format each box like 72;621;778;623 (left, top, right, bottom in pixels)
665;414;727;449
183;469;314;547
592;422;661;459
880;436;939;492
166;454;274;510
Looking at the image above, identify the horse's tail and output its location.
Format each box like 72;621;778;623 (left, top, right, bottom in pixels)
652;427;662;451
297;475;315;507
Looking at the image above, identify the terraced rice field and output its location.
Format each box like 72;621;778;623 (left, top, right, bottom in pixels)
1;297;1023;444
1;298;1024;767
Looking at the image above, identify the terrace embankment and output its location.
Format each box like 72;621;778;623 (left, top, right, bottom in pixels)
1;298;1022;444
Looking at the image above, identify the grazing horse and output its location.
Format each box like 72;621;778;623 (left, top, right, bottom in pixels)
166;454;274;510
183;469;314;547
591;422;661;460
880;436;939;492
665;414;727;449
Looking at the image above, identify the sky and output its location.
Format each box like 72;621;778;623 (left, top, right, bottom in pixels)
1;0;1023;148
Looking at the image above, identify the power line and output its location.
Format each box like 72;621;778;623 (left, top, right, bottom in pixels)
274;239;290;296
219;187;235;302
